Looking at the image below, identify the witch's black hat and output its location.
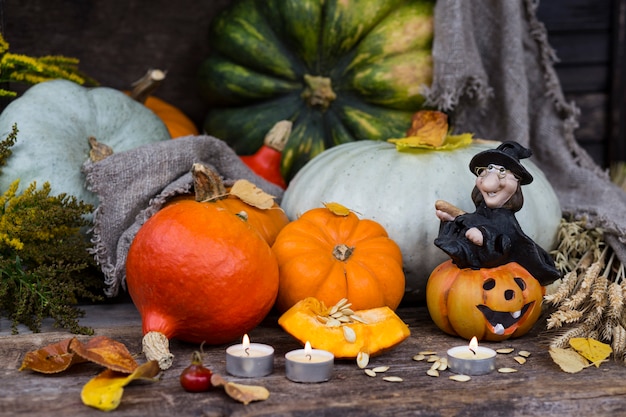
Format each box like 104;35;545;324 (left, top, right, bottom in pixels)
469;141;534;185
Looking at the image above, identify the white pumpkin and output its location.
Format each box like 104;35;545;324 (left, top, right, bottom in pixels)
0;79;171;207
281;139;562;300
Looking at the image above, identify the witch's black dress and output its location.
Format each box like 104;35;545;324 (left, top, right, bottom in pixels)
434;202;561;286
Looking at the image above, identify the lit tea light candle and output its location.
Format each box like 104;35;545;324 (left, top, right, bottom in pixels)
226;334;274;377
447;336;496;375
285;341;334;383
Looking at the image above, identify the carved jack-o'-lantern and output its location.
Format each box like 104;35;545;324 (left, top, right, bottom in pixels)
426;260;545;341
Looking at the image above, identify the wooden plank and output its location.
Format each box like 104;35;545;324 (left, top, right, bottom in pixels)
2;302;626;416
536;0;613;31
1;0;235;128
554;64;609;93
608;0;626;163
546;32;610;65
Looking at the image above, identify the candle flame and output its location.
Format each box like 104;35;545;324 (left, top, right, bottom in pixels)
242;334;250;356
468;336;478;355
304;341;312;361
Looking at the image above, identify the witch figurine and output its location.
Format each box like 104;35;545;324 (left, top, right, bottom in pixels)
434;141;560;286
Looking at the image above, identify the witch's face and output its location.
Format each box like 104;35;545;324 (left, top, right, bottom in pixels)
474;164;519;208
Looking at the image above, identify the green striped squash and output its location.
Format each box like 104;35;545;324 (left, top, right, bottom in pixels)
198;0;434;181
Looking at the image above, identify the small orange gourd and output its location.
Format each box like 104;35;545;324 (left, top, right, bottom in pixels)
272;203;405;313
125;164;283;370
128;69;199;138
278;297;410;359
240;120;291;189
169;164;290;245
426;260;545;341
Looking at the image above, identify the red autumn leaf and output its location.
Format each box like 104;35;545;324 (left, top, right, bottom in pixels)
19;336;138;374
69;336;138;373
19;337;87;374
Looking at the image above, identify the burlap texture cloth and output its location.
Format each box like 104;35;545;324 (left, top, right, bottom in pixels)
84;0;626;297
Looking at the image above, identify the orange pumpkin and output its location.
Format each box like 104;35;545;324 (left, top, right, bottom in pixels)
125;163;284;370
143;95;198;138
272;203;405;313
169;164;290;245
127;69;199;138
426;260;545;341
279;297;410;360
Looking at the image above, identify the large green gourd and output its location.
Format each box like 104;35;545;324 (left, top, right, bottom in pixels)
0;79;171;207
199;0;434;181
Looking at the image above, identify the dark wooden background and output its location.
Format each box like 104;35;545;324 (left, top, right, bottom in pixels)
1;0;624;168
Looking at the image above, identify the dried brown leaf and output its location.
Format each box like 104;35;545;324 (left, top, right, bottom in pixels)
229;180;276;209
211;373;270;405
549;347;588;373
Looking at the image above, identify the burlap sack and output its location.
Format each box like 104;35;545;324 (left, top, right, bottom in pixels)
86;0;626;297
425;0;626;261
83;135;284;297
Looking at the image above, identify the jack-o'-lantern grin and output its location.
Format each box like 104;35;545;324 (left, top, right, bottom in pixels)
476;302;534;336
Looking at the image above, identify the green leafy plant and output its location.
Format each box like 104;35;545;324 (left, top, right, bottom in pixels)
0;124;103;334
0;33;96;98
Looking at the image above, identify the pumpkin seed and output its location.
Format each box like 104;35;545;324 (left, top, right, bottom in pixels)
438;361;448;371
351;314;368;324
382;376;403;382
427;355;440;362
337;315;352;323
343;326;356;343
496;347;515;354
518;350;531;358
357;351;370;369
325;318;342;327
449;374;471;382
514;356;526;365
364;369;377;377
498;367;518;373
372;366;389;373
341;308;355;316
429;361;441;370
412;354;426;361
419;350;437;355
426;369;440;377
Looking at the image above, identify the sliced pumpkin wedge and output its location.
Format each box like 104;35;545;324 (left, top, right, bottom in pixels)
278;297;410;359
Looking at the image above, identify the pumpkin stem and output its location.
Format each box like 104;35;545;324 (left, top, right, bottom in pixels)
191;163;228;202
264;120;292;152
88;136;114;162
142;331;174;370
301;74;336;111
130;69;167;104
333;244;354;261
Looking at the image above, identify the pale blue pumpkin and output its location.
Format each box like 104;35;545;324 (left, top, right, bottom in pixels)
0;79;170;207
281;140;562;299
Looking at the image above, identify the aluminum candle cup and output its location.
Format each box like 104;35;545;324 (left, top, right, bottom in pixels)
446;345;496;375
285;342;334;383
226;335;274;378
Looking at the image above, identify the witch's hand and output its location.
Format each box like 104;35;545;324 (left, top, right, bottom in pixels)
465;227;484;246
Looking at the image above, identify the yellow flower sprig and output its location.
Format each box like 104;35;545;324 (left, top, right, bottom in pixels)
0;33;96;97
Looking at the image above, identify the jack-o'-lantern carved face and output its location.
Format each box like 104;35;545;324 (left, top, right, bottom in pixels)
426;260;545;341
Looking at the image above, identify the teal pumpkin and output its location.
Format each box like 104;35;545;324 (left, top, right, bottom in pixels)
281;140;562;300
0;79;170;207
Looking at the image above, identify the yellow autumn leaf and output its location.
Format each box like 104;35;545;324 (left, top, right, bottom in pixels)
548;347;589;373
569;337;613;367
323;202;351;216
81;360;161;411
229;179;276;210
388;133;473;152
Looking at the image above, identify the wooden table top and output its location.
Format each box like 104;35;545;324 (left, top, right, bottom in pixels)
1;300;626;417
